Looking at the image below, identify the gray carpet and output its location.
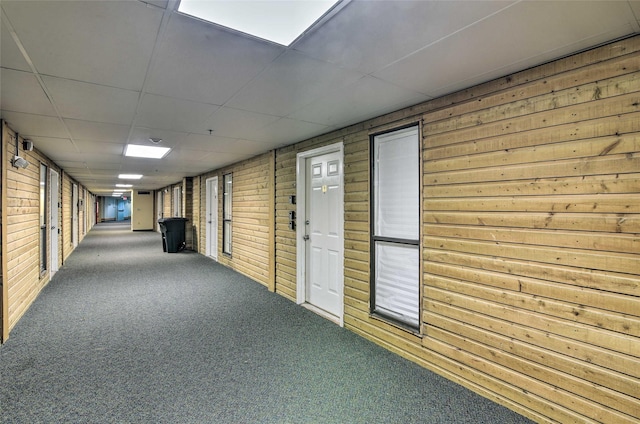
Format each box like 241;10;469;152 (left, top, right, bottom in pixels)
0;222;533;423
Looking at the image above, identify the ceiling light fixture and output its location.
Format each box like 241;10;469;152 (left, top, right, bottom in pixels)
118;174;143;180
125;144;170;159
115;183;133;188
178;0;341;46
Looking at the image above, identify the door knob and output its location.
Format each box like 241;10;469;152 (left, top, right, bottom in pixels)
303;235;310;241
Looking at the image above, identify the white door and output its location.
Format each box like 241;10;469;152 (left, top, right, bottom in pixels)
50;170;59;275
156;191;163;231
72;183;78;247
304;152;342;317
206;177;218;260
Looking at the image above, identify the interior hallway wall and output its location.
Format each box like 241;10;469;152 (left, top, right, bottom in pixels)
270;37;640;423
196;152;274;288
1;121;93;341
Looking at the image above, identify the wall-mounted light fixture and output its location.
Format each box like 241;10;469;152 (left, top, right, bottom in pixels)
12;155;29;169
11;133;29;169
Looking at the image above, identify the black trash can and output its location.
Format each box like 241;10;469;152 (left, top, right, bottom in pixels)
158;217;188;253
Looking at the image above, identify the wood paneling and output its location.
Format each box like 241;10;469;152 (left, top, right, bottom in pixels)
195;153;273;287
420;36;640;423
270;36;640;423
1;122;92;341
2;126;48;334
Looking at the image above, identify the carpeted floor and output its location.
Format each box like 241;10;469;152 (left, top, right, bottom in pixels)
0;222;533;423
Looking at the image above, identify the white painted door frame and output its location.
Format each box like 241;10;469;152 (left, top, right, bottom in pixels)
156;191;163;231
206;176;218;260
72;183;78;248
296;142;344;326
50;169;59;276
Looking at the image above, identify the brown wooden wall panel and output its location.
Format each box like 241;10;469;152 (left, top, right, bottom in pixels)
195;153;273;287
420;37;640;423
1;122;92;341
192;176;200;253
271;36;640;423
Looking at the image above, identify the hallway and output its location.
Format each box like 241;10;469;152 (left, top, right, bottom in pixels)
0;223;532;423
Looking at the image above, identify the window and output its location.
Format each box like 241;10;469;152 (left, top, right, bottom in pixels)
173;186;182;217
371;126;420;329
223;173;232;255
40;163;48;273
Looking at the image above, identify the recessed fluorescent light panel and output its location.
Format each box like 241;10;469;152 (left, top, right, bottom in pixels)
115;184;132;188
118;174;143;180
178;0;340;46
125;144;170;159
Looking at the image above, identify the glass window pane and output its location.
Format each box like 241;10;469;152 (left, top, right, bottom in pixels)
374;242;419;327
223;173;232;254
374;127;419;239
224;221;232;254
40;164;47;272
223;174;232;220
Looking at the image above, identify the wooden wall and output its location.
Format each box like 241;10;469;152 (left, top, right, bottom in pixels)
1;122;93;341
417;37;640;423
0;123;89;340
271;36;640;423
183;178;194;250
192;176;200;253
197;152;273;287
61;172;86;261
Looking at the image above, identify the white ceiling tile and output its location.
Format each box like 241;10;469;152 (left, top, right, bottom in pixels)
136;94;219;133
147;13;284;104
139;0;169;9
290;76;430;128
83;161;123;171
182;133;269;155
1;1;162;90
226;50;365;116
0;110;68;138
0;18;31;72
164;148;216;162
1;69;56;116
294;0;514;74
129;127;189;148
55;162;88;171
64;119;130;142
630;1;640;28
42;76;139;125
74;140;125;156
204;107;281;140
27;137;77;161
257;118;331;145
373;1;638;97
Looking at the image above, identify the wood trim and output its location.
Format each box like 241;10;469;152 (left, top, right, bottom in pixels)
1;121;9;342
268;150;276;292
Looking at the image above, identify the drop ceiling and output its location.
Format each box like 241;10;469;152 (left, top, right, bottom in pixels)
1;0;639;195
